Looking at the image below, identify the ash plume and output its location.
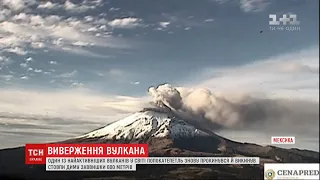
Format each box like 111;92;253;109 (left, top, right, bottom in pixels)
148;84;319;134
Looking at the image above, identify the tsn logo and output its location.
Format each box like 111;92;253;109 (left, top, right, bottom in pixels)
25;144;46;164
271;136;295;144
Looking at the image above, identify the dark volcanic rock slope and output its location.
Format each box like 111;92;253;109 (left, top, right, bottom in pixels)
0;109;319;180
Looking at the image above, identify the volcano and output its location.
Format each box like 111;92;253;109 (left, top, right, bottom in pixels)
0;107;319;180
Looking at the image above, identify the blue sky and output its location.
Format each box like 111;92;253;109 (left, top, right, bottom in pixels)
0;0;319;150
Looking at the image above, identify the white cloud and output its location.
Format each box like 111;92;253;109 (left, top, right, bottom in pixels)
109;7;120;11
3;47;28;55
20;76;28;80
49;60;57;65
204;18;214;22
71;81;84;88
0;74;13;81
56;70;77;78
131;81;140;85
26;57;33;62
187;47;319;102
0;56;12;66
37;1;57;9
0;88;146;123
109;69;125;76
34;69;42;73
87;27;98;32
20;62;28;68
0;0;36;12
0;88;147;147
72;41;90;47
160;13;206;28
0;34;26;47
92;71;105;77
52;38;63;46
0;9;11;21
94;69;137;83
61;46;111;58
84;16;94;22
37;0;100;13
159;21;170;28
239;0;270;12
64;1;91;13
108;17;142;28
0;10;129;56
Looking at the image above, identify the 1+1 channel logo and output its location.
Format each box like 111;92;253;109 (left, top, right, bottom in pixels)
269;14;300;32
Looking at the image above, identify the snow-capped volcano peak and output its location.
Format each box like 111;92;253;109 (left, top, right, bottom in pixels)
78;109;209;141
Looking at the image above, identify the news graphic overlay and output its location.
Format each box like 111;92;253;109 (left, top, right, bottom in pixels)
269;13;300;31
26;144;260;171
264;163;320;180
271;136;295;145
264;169;276;180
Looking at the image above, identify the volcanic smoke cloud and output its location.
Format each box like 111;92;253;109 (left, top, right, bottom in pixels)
148;84;319;134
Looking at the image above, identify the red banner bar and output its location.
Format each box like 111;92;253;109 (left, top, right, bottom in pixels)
25;144;149;164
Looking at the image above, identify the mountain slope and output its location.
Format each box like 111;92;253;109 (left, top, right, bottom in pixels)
0;108;319;180
68;108;213;143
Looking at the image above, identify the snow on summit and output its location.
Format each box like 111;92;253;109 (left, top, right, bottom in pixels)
79;109;209;141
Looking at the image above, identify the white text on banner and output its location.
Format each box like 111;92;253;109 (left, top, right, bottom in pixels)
46;157;259;171
134;157;259;164
46;158;136;171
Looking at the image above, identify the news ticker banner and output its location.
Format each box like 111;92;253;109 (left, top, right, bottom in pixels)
26;144;260;171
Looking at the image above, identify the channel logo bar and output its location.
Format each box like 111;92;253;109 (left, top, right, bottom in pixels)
264;163;319;180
